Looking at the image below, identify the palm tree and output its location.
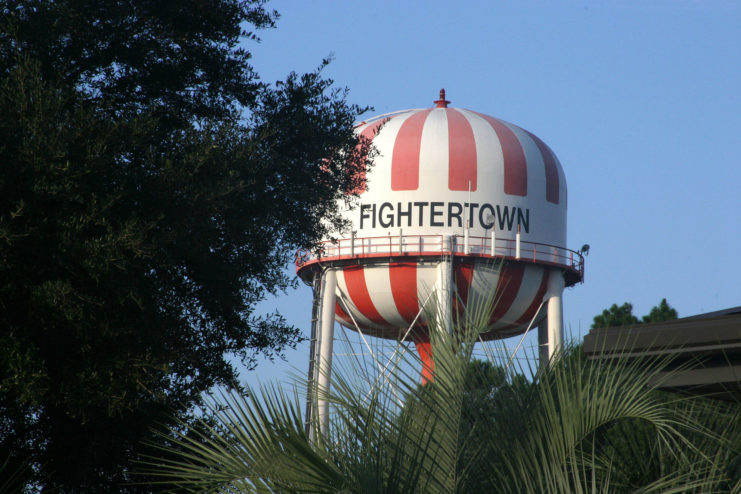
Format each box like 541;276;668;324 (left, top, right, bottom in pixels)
141;291;740;493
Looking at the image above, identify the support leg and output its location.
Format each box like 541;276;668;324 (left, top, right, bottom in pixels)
538;269;564;368
315;268;337;439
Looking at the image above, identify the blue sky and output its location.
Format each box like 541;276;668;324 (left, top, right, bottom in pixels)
242;1;741;388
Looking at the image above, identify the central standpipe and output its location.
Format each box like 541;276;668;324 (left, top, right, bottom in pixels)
438;235;454;334
538;268;565;365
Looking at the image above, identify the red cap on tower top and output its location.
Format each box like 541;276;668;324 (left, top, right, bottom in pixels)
434;88;450;108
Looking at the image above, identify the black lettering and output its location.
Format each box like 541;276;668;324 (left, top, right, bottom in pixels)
448;202;463;227
517;208;530;234
430;202;444;227
360;204;372;229
480;203;495;229
397;202;412;227
468;203;480;227
413;202;428;226
379;202;394;228
496;205;517;231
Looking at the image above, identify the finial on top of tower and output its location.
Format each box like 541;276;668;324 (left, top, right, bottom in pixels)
434;88;450;108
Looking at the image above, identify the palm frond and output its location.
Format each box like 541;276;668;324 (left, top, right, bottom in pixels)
141;267;738;493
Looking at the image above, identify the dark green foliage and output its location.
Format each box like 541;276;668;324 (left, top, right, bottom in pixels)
457;359;536;490
143;339;741;493
595;394;741;492
642;298;678;323
141;278;735;492
0;453;30;494
0;1;370;491
591;302;641;328
591;299;679;329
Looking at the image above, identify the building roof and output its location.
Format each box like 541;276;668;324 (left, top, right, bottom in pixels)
583;307;741;402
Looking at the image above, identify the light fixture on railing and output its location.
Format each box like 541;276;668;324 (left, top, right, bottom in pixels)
580;244;590;257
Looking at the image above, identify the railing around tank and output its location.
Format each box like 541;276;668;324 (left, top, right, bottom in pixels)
296;233;584;281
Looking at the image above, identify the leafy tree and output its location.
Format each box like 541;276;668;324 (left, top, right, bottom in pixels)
642;297;678;323
457;359;536;489
591;299;679;329
591;302;641;328
0;0;370;491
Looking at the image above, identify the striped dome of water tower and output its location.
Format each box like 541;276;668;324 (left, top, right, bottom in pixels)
297;89;583;341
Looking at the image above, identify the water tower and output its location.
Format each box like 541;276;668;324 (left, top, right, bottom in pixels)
297;90;584;434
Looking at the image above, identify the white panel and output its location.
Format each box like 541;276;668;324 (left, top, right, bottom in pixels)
497;264;546;327
503;122;565;247
417;108;449;196
363;111;410;205
363;264;406;328
335;268;378;330
466;261;501;313
507;123;546;208
415;262;439;325
462;110;506;233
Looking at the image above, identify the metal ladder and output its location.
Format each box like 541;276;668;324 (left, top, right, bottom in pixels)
304;273;322;436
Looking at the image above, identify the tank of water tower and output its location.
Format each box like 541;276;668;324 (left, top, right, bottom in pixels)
296;90;584;432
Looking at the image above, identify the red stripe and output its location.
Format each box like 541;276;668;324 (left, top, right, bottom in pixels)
413;333;434;385
389;262;419;322
391;110;432;190
335;300;351;322
489;264;525;324
342;266;389;326
447;109;477;191
513;269;550;326
476;113;527;196
454;262;475;316
353;119;387;194
525;130;559;204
